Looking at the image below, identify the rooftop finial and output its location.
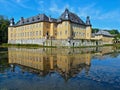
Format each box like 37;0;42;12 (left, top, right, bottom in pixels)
65;8;69;12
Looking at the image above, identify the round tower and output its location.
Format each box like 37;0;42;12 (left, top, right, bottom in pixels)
86;16;92;39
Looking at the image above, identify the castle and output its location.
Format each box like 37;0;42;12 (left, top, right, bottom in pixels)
8;9;113;46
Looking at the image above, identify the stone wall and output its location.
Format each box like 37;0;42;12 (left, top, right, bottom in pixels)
8;39;102;47
45;39;102;47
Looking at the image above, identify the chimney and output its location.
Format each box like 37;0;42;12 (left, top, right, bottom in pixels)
49;15;51;22
21;17;24;24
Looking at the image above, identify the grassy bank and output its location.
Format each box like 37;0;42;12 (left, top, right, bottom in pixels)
0;43;120;48
0;43;56;48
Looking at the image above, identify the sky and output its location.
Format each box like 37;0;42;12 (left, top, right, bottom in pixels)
0;0;120;31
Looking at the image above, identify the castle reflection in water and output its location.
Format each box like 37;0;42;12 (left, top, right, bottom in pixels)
8;46;114;80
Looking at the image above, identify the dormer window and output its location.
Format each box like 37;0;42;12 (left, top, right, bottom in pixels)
20;17;24;24
37;16;40;20
65;13;68;19
32;18;34;21
27;19;29;22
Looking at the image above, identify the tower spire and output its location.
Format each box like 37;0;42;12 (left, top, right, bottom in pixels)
86;16;91;26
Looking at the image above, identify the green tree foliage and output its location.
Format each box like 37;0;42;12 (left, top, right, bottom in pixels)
114;34;120;39
92;28;99;33
106;29;119;35
0;15;10;43
105;29;120;42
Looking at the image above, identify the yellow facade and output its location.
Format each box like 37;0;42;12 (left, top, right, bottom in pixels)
8;22;50;40
57;21;71;39
85;26;92;39
93;35;113;44
8;9;114;45
8;22;91;41
8;9;92;44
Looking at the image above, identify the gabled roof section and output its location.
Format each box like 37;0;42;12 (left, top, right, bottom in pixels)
14;14;50;26
11;8;90;27
58;8;86;25
49;18;57;22
95;30;113;37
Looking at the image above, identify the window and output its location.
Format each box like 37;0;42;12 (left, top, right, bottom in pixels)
29;25;32;29
87;33;89;37
39;23;41;27
65;22;67;25
10;28;13;31
74;32;76;36
36;24;38;28
11;33;13;37
30;32;32;36
55;24;57;27
79;32;81;35
65;30;67;35
36;31;38;36
39;31;41;35
46;24;49;28
57;32;59;36
83;33;85;37
28;32;29;36
22;27;24;30
55;31;57;35
27;26;29;29
23;33;24;37
24;26;26;30
33;25;34;28
60;31;62;35
33;32;34;36
25;32;27;37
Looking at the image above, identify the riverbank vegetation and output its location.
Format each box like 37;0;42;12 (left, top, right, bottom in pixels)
0;43;120;49
0;43;57;48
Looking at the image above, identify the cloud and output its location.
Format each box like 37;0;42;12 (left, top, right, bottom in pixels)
77;3;101;19
37;0;71;16
16;0;21;3
0;0;34;10
0;0;19;12
14;0;34;10
49;3;75;17
49;3;64;14
77;3;120;23
39;0;44;4
98;10;120;21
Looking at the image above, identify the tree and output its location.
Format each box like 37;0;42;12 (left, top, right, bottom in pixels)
107;29;119;35
0;15;10;43
92;28;99;33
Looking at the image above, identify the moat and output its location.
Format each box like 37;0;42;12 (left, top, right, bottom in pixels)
0;46;120;90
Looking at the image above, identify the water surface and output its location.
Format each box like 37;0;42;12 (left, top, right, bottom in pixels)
0;46;120;90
